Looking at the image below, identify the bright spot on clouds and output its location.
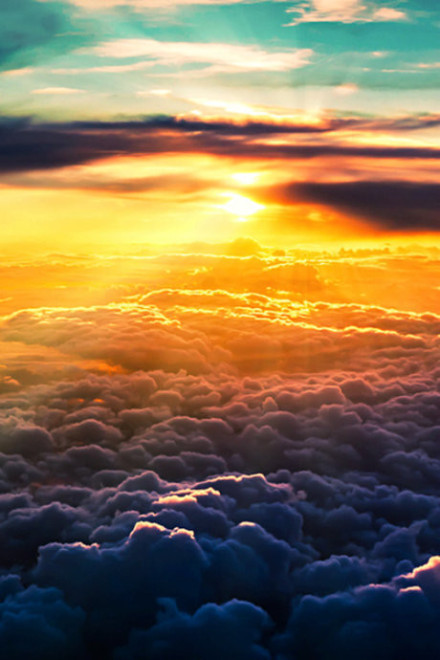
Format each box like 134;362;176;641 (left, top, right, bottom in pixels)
222;193;264;218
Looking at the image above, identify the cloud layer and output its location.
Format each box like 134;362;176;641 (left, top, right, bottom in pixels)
2;114;440;174
1;114;439;236
1;252;440;657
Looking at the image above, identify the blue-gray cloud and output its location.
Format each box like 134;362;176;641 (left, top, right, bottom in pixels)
0;115;440;175
0;287;440;656
272;180;440;231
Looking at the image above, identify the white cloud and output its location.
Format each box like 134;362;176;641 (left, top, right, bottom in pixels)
68;0;287;7
286;0;407;24
334;82;359;95
0;67;35;78
31;87;85;95
372;6;407;20
50;62;156;75
89;39;313;73
417;62;440;69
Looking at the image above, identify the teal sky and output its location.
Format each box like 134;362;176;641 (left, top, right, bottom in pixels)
1;0;439;120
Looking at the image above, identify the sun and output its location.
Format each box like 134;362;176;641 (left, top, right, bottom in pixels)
222;193;264;221
231;172;260;185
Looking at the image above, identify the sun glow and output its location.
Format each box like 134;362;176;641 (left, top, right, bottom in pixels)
231;172;260;185
222;193;264;220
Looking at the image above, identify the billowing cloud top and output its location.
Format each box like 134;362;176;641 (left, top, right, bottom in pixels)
1;0;440;656
0;244;440;657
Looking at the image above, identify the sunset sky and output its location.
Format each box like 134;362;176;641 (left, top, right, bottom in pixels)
1;0;439;252
1;2;440;659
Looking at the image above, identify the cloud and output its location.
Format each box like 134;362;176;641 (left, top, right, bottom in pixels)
274;180;440;231
1;116;440;179
286;0;408;24
114;599;271;660
1;229;440;656
0;584;86;659
334;82;359;95
31;87;85;95
0;274;438;655
89;39;313;73
68;0;286;8
417;62;440;69
2;291;436;378
372;6;407;20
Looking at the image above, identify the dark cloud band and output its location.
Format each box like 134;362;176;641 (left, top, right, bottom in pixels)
1;116;440;175
272;180;440;231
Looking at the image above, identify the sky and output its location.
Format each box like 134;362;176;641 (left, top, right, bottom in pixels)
1;1;440;659
0;0;439;250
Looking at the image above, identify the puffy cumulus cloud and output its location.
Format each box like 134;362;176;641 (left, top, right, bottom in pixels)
3;247;440;318
114;599;271;660
0;583;86;659
2;293;439;379
1;268;440;656
275;553;440;659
